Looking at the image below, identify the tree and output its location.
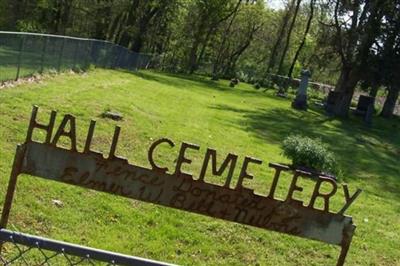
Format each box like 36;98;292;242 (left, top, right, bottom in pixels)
266;0;295;74
211;1;241;79
185;0;242;74
93;0;114;40
288;0;315;78
276;0;302;75
328;0;388;117
117;1;173;53
378;1;400;118
353;0;400;117
211;1;263;79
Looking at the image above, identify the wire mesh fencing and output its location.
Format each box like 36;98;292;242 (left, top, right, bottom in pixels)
0;31;155;83
0;229;173;266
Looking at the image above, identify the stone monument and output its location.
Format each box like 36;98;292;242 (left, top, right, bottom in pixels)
292;69;311;110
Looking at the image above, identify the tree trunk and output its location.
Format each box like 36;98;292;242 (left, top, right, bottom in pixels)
10;0;23;30
53;0;72;35
119;0;139;47
188;0;241;74
107;14;122;42
130;5;161;53
380;87;399;118
131;35;144;53
113;12;128;44
188;33;202;74
222;25;257;78
94;0;112;40
266;0;295;74
331;0;386;117
369;83;379;98
333;66;360;117
52;1;62;34
288;0;314;78
212;3;241;79
277;0;302;75
196;27;215;72
188;27;219;74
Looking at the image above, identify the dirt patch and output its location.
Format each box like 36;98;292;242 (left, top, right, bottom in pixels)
0;70;87;90
0;74;45;89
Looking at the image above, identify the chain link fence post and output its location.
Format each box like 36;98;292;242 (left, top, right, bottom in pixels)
57;37;66;72
40;36;48;73
15;35;25;81
72;39;79;69
84;40;93;70
113;46;122;69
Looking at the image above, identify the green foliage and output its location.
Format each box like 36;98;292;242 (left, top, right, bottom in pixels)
16;20;44;32
291;60;302;78
282;134;338;175
236;71;250;83
307;87;326;101
0;0;337;84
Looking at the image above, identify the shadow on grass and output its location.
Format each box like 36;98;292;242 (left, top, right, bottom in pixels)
211;104;400;199
129;70;267;98
127;69;399;199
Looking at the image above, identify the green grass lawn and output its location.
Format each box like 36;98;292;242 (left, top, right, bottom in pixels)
0;69;399;265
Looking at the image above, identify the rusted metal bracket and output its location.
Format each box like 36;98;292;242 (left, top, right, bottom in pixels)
0;145;26;229
337;223;356;266
0;145;26;254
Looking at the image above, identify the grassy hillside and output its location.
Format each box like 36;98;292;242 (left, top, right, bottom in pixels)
0;69;399;265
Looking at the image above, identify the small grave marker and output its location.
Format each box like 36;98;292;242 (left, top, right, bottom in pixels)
102;111;123;121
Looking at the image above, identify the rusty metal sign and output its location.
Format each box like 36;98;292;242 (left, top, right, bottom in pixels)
0;106;362;265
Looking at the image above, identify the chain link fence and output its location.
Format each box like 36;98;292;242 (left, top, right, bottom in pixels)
0;229;173;266
0;31;155;83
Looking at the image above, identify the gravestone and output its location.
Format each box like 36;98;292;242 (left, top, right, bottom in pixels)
292;69;311;110
229;78;239;87
325;90;340;114
102;111;123;121
353;95;375;125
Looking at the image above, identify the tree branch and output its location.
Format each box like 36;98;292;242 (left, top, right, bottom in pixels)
334;0;347;65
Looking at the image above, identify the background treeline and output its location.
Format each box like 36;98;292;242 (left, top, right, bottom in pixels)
0;0;399;117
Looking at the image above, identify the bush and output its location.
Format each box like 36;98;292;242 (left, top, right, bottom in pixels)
281;135;339;176
236;71;249;83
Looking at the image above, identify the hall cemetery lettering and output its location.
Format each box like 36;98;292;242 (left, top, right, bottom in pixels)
1;106;362;265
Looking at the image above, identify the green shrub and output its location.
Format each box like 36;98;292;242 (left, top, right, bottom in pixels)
281;135;339;176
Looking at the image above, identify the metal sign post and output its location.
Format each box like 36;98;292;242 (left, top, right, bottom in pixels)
0;106;362;265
